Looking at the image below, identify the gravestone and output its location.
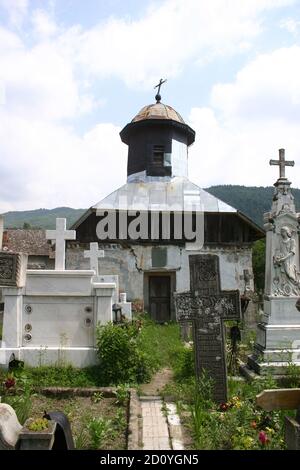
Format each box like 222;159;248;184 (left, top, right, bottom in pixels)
84;242;104;276
174;254;241;403
247;149;300;375
0;217;116;368
46;218;76;270
0;251;27;287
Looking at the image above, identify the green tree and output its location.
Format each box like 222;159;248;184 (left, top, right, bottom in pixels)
252;239;266;291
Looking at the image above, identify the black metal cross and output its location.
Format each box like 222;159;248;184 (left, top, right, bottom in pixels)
154;78;167;102
270;148;294;179
174;254;241;403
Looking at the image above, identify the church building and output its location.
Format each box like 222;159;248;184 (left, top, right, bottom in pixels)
68;90;263;322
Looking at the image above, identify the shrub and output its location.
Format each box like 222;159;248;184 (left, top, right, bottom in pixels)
88;417;111;449
96;322;151;385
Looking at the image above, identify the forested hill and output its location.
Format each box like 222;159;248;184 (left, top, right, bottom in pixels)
2;185;300;229
3;207;86;229
205;185;300;227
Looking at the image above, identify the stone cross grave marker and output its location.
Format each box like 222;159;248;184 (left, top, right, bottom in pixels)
269;148;294;179
46;218;76;270
84;242;104;276
174;254;241;403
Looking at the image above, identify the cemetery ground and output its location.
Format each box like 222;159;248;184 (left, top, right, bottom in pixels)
1;315;300;450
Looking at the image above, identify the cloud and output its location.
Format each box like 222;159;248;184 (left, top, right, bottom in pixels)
0;112;126;211
0;25;97;121
188;46;300;189
60;0;294;88
31;9;58;38
280;17;300;35
0;0;28;28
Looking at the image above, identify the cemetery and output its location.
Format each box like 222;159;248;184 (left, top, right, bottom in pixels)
0;92;300;452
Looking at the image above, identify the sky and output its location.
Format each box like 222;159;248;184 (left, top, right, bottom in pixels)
1;0;300;211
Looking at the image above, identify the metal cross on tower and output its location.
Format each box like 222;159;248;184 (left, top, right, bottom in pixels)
270;148;295;179
154;78;167;102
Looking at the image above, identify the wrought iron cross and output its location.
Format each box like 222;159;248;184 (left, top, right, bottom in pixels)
154;78;167;102
174;254;241;403
270;148;294;179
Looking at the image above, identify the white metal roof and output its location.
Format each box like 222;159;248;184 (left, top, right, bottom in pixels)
93;177;237;213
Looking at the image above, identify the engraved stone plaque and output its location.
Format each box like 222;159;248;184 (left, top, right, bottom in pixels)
0;252;27;287
175;254;241;403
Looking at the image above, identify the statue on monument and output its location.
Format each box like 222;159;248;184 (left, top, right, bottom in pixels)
273;225;300;296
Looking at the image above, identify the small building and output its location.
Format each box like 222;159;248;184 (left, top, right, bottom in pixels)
69;96;264;322
2;229;54;269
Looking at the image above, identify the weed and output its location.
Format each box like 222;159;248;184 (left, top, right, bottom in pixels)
88;417;112;449
114;384;129;406
91;392;104;403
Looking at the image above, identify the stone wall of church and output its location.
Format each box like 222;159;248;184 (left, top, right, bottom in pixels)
66;243;256;325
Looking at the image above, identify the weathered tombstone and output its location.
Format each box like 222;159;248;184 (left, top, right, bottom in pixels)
256;388;300;450
174;254;241;403
0;403;22;450
0;251;27;287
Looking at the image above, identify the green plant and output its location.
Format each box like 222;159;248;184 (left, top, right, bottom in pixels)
75;424;90;449
88;417;111;449
91;391;104;403
173;346;194;380
252;239;266;291
96;322;151;384
114;385;129;406
2;372;33;425
27;418;49;432
285;349;300;387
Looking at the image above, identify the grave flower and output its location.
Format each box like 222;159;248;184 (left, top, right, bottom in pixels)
219;402;229;412
258;431;269;446
250;420;257;429
4;374;15;390
230;396;242;408
265;426;275;436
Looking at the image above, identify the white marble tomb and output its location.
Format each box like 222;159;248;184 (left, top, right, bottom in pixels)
0;219;116;368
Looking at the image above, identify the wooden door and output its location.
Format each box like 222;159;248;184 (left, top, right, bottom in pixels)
149;276;171;323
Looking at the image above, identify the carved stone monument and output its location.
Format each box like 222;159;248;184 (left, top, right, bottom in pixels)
0;251;27;287
174;254;241;403
248;149;300;375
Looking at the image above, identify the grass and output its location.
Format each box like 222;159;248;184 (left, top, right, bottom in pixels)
0;317;184;389
0;365;106;388
138;317;184;371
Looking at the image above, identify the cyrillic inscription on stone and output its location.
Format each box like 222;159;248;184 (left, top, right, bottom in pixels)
175;254;241;403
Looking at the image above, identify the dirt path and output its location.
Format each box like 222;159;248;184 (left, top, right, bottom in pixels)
140;368;173;396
